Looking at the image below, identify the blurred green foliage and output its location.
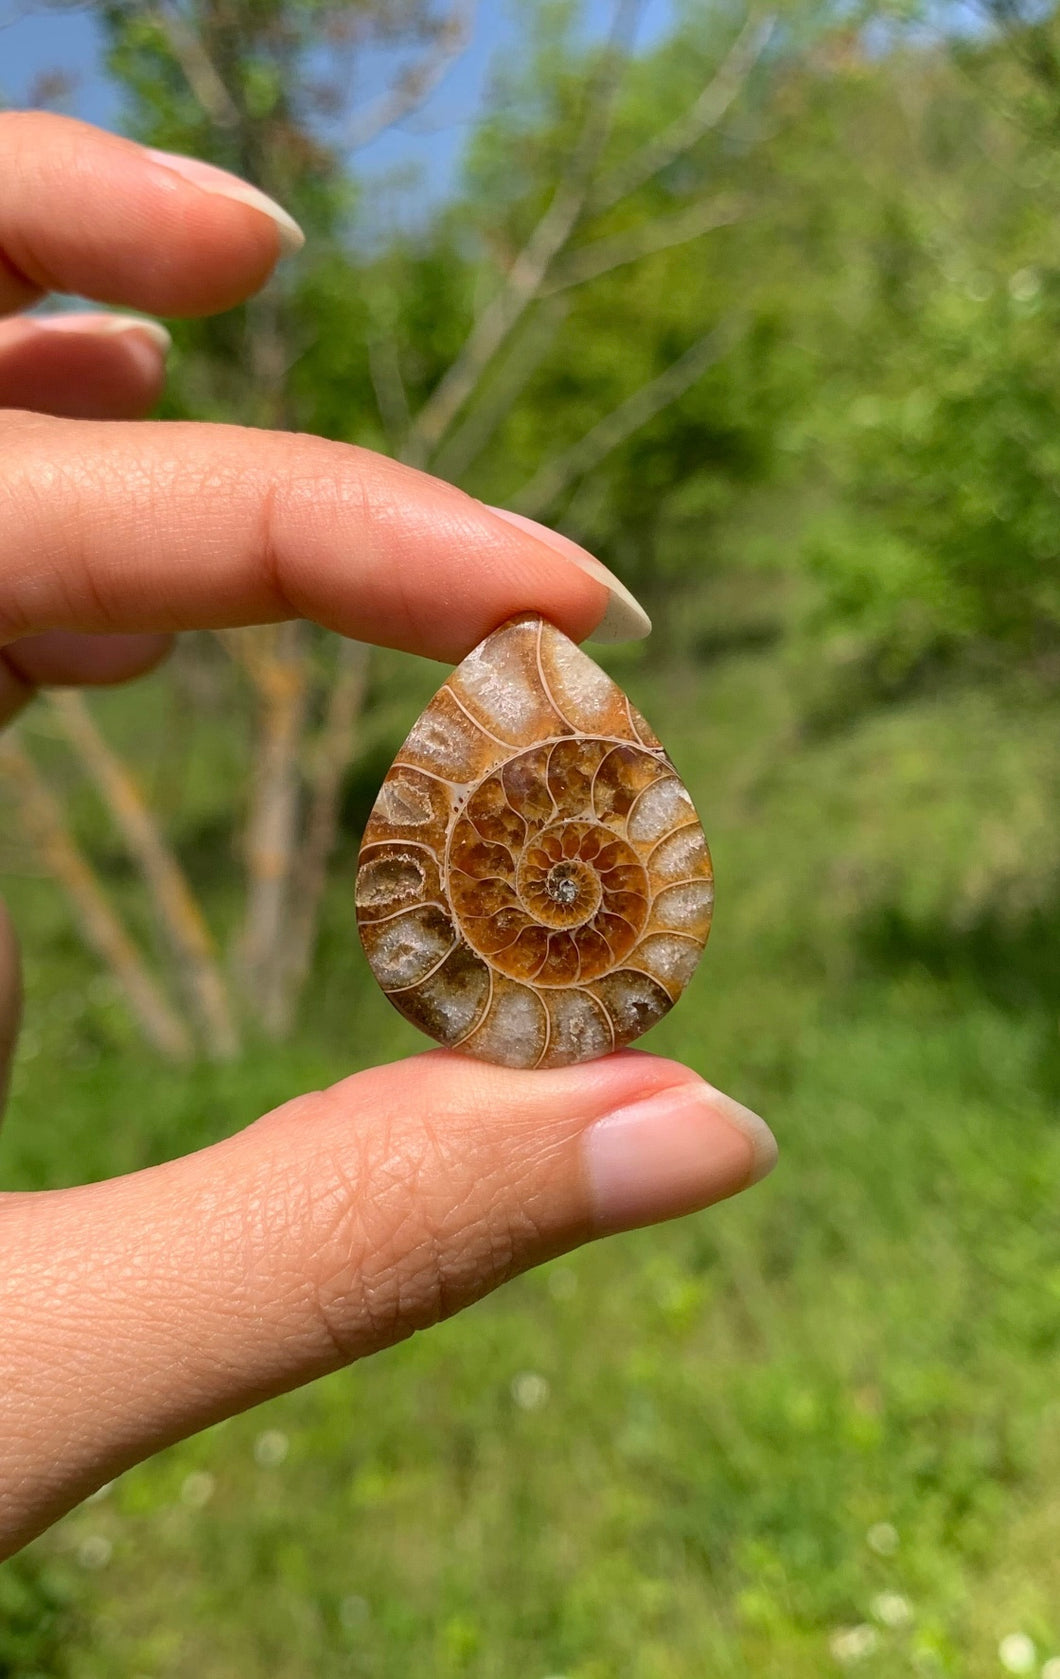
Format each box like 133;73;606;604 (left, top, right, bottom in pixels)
3;0;1060;1671
3;608;1060;1675
97;0;1060;676
0;1553;79;1677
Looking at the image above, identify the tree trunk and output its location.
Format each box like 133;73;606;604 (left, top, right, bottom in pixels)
47;691;240;1061
275;638;370;1032
237;620;311;1029
0;737;193;1062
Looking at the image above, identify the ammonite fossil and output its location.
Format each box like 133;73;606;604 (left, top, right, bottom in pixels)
355;612;713;1068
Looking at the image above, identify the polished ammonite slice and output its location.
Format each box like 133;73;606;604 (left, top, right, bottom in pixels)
355;612;713;1068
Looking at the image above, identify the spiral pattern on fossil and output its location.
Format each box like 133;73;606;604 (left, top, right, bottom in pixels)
355;613;713;1068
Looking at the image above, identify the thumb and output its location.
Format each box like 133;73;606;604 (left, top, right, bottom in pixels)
0;1049;775;1556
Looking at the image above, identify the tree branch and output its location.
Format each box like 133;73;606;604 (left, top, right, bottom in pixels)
345;0;479;151
212;627;271;693
47;690;239;1061
431;297;569;484
237;619;311;1029
0;735;193;1062
0;0;39;34
368;332;412;450
275;637;371;1032
511;322;736;517
405;0;647;466
145;1;241;129
590;12;776;214
541;194;746;296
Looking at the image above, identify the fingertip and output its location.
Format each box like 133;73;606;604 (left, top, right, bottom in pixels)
583;1079;777;1235
0;114;290;316
298;1047;772;1242
3;631;174;688
0;315;170;419
402;1049;776;1236
295;463;612;657
484;507;652;643
145;149;305;259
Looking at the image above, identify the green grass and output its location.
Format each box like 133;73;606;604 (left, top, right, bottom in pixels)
2;613;1059;1678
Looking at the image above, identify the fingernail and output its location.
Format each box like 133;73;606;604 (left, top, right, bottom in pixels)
584;1081;777;1235
145;148;305;257
484;505;651;643
32;314;172;355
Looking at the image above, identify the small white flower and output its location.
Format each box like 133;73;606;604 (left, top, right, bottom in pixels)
511;1371;550;1411
339;1594;370;1630
180;1471;215;1509
1040;1659;1060;1679
77;1534;113;1571
866;1521;899;1556
830;1624;879;1664
17;1028;41;1062
999;1633;1037;1675
912;1650;942;1674
254;1428;290;1467
871;1591;913;1628
547;1267;578;1301
1009;268;1041;303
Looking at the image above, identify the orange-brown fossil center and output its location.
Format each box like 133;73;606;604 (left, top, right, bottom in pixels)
449;809;649;986
517;827;604;928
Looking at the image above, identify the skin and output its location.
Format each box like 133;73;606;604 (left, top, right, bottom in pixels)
0;112;774;1562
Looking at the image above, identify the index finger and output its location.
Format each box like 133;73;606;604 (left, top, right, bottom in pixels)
0;112;301;316
0;414;649;658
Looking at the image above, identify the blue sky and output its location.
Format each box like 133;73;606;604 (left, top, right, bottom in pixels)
0;2;680;210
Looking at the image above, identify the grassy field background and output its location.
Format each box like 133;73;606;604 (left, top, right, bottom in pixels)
2;575;1059;1678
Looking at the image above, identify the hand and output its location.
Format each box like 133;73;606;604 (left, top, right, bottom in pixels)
0;112;777;1561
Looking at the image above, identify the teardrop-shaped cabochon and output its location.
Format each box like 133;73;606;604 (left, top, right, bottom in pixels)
356;613;713;1068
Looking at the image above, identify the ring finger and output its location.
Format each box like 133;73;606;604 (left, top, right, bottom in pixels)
0;312;171;420
0;311;175;723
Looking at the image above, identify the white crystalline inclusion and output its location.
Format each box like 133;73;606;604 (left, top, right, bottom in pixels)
627;777;694;844
470;983;545;1062
634;933;701;989
371;910;453;988
650;823;708;881
455;637;552;740
652;880;713;931
546;989;611;1058
542;628;616;727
